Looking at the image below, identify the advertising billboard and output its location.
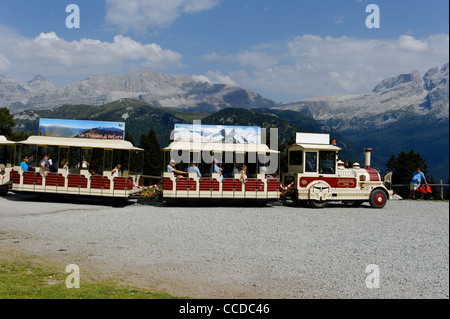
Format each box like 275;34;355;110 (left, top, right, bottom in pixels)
38;118;125;140
173;124;261;144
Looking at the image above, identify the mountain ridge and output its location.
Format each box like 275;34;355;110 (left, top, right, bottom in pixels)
2;69;278;114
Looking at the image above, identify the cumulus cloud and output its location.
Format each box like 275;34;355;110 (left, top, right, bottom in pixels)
0;54;11;72
105;0;221;31
192;71;239;87
0;29;184;85
201;34;449;101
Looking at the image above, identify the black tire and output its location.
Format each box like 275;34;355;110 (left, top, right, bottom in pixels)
0;186;8;196
370;189;387;209
291;191;300;207
310;200;328;209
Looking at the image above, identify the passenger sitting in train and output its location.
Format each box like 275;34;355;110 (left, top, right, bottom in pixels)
20;155;29;172
240;165;248;184
211;158;223;178
76;157;89;169
28;151;37;170
186;162;201;178
112;164;122;178
61;159;69;175
89;159;101;175
260;166;275;179
167;159;188;177
39;153;51;177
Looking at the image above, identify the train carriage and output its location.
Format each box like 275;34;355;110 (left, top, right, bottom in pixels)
8;135;144;199
0;136;16;195
162;141;280;205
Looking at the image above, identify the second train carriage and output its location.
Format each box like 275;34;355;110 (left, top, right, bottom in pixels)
161;140;281;204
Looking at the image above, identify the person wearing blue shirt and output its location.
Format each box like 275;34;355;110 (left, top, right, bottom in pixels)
20;155;29;172
410;168;428;199
187;162;202;178
212;158;223;178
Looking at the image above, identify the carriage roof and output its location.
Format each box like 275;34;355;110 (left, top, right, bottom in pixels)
0;135;16;145
288;143;341;151
19;136;143;151
163;141;279;154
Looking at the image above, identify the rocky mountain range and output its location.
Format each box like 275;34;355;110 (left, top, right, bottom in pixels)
276;63;449;181
277;63;449;131
1;70;277;114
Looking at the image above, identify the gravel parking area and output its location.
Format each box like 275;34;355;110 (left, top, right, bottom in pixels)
0;193;448;299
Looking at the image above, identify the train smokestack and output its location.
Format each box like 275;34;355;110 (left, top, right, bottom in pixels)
364;148;372;169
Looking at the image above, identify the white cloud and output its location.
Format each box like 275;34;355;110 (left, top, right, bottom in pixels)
193;71;239;87
0;29;183;85
105;0;221;31
0;54;11;72
200;34;450;101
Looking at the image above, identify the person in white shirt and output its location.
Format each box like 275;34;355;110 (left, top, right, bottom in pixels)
167;159;188;177
112;164;121;178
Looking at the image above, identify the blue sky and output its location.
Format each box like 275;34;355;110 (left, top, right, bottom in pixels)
0;0;448;102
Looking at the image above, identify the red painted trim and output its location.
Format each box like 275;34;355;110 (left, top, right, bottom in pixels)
45;173;66;187
68;175;88;188
366;168;380;182
90;175;110;190
23;172;42;186
163;178;173;191
113;177;133;190
11;170;20;184
300;177;357;188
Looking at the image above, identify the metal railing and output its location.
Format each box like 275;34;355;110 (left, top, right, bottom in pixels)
389;181;449;200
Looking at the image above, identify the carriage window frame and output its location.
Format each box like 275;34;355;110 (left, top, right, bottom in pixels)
305;152;318;173
319;151;336;175
289;150;303;166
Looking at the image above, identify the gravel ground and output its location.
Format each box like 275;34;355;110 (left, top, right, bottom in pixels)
0;193;448;299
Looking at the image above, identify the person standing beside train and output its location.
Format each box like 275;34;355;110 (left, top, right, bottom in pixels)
410;167;428;199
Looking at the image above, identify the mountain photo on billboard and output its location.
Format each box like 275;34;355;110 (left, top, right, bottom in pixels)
76;127;124;140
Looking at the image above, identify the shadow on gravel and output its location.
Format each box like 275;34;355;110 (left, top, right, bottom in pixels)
282;200;377;209
151;199;278;208
4;192;136;208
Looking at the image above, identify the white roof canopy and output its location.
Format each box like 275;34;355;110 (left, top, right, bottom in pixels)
20;136;143;151
289;143;341;151
0;135;16;145
163;142;279;154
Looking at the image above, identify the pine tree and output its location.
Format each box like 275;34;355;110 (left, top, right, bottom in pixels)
139;128;162;179
386;150;431;198
125;130;136;146
0;107;16;139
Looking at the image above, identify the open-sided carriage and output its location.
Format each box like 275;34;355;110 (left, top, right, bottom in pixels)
8;135;144;199
0;135;16;195
161;124;280;205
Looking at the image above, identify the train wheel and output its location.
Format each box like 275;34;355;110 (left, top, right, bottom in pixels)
291;191;300;207
310;200;328;209
0;186;8;196
370;189;387;209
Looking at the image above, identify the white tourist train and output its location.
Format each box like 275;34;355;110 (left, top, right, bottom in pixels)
1;120;393;209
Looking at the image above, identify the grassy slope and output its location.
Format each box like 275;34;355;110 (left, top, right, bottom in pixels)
0;248;176;299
